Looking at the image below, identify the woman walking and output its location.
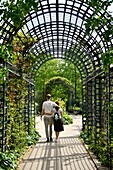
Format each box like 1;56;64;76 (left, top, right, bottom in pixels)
53;101;64;142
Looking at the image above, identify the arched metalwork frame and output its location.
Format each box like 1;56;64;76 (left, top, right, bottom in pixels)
1;0;112;72
1;0;113;168
45;76;75;109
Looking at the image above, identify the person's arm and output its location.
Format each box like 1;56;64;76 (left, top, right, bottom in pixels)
60;111;63;117
53;102;59;108
41;103;45;119
41;109;44;120
51;107;55;115
60;108;63;117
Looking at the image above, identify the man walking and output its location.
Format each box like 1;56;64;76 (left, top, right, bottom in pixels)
41;94;56;142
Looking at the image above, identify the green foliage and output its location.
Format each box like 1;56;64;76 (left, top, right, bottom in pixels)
0;44;14;61
67;106;73;113
0;129;40;170
62;112;73;125
102;48;113;72
58;100;66;111
45;76;74;88
26;117;41;146
26;130;41;146
1;0;39;27
81;129;109;166
84;0;113;70
36;59;77;91
35;59;82;111
80;129;93;145
0;152;17;170
108;102;113;139
45;76;74;101
0;71;41;169
0;66;8;84
51;84;68;101
6;77;27;151
0;34;38;77
73;106;81;111
85;0;113;35
0;36;41;169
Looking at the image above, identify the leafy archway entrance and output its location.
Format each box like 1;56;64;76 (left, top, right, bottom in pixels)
35;59;82;113
45;76;75;110
1;0;113;168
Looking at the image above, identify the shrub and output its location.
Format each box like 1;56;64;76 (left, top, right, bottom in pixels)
62;112;73;125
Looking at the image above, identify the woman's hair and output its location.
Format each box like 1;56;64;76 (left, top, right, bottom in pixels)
55;101;59;105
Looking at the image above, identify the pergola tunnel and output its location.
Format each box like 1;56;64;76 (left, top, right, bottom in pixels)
0;0;113;169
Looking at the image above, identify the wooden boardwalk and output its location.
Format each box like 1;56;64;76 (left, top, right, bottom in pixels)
18;115;99;170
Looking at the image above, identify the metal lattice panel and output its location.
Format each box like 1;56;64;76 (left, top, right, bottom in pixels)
1;0;113;80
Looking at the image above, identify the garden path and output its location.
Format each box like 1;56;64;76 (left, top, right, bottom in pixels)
18;115;106;170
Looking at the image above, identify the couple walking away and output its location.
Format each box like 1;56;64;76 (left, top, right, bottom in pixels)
41;94;64;142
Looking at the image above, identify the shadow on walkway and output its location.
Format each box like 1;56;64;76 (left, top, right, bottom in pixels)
18;115;98;170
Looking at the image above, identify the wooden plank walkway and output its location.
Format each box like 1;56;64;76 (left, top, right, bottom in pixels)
18;115;98;170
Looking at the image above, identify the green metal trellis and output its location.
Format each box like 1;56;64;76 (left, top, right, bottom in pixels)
0;0;113;169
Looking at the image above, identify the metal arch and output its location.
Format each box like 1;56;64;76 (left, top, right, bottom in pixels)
0;0;113;76
33;56;84;86
19;3;106;71
65;42;94;73
29;39;92;78
64;51;88;76
24;16;103;62
45;77;74;88
28;33;99;78
45;77;75;95
29;30;100;68
45;76;75;108
30;50;87;81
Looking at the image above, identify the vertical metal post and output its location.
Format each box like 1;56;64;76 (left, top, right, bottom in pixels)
82;84;88;130
0;60;7;152
107;68;113;169
75;66;76;102
31;85;35;128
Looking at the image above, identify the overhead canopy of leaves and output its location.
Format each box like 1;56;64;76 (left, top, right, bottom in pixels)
84;0;113;70
85;0;113;38
102;47;113;71
0;0;39;27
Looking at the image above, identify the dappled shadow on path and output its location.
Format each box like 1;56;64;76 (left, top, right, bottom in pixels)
18;136;97;170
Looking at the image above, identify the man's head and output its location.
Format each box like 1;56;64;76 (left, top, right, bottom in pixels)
46;94;51;100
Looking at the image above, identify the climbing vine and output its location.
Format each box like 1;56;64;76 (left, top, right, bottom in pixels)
0;34;40;169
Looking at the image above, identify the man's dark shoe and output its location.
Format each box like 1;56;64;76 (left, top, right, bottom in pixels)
46;138;49;142
50;137;53;142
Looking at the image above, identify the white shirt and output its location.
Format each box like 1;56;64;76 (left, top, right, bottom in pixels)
42;100;56;117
